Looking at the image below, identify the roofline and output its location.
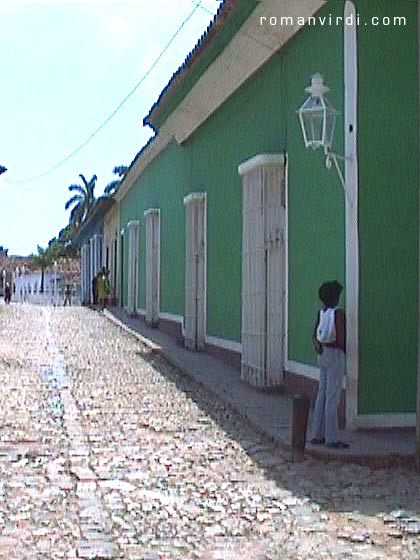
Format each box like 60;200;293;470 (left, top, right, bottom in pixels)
116;0;326;202
72;196;115;245
144;0;259;132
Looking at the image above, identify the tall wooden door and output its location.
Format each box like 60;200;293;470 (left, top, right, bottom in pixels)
145;209;160;325
239;155;286;388
127;220;139;315
184;193;206;350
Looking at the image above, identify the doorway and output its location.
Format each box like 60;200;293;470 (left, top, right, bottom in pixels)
127;220;139;315
184;193;206;350
239;155;286;387
145;209;160;326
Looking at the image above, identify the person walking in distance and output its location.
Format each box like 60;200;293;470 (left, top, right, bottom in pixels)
63;284;72;306
311;281;349;449
4;282;11;304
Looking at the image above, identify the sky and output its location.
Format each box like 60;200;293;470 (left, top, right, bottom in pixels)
0;0;220;256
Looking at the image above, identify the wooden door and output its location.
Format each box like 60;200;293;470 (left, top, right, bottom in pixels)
184;194;206;350
145;209;160;325
239;155;285;387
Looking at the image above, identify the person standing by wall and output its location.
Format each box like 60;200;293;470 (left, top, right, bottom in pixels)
97;268;110;311
311;280;349;449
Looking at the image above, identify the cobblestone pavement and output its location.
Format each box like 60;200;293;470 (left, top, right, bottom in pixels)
0;304;419;560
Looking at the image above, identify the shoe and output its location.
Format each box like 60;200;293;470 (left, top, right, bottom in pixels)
310;438;325;445
326;441;349;449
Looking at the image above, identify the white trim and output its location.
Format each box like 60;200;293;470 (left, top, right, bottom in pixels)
144;208;160;217
183;192;206;205
159;312;186;337
344;0;360;430
355;414;416;430
284;152;289;373
286;360;320;381
237;154;286;176
204;194;207;349
183;192;207;350
417;0;420;467
144;208;161;323
205;335;242;354
159;311;184;327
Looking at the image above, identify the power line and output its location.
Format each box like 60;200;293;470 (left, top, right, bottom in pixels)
6;0;206;185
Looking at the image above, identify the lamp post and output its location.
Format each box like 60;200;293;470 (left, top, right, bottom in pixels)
297;73;351;191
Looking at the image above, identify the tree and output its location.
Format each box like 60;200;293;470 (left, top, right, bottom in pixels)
31;245;51;293
48;225;80;260
103;165;128;197
65;173;97;227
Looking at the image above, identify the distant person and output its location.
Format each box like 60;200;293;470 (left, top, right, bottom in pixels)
97;267;110;311
92;274;98;306
4;282;11;304
63;284;72;306
310;280;349;449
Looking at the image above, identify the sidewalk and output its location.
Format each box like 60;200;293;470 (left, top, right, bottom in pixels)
104;307;416;469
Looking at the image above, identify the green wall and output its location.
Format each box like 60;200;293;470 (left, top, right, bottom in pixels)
120;141;188;315
284;2;346;367
120;0;419;415
357;0;419;413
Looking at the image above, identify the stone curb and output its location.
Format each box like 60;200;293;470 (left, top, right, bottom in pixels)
102;309;415;470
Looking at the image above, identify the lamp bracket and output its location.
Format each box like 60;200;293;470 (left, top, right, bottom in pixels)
325;149;352;192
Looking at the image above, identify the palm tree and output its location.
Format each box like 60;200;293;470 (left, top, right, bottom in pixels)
103;165;128;197
65;173;97;227
31;245;51;293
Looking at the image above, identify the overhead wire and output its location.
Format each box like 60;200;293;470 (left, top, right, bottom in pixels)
5;0;274;188
5;0;206;185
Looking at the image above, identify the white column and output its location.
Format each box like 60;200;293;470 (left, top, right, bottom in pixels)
93;234;103;274
90;238;95;303
127;221;139;315
82;245;89;302
344;0;360;429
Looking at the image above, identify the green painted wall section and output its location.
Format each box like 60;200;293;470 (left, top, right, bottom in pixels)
120;0;419;415
283;2;346;367
356;0;419;414
120;141;188;315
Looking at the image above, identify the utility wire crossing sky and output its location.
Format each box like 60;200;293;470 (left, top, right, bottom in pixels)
0;0;220;255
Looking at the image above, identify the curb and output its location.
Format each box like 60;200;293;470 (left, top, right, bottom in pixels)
102;309;415;470
102;309;295;458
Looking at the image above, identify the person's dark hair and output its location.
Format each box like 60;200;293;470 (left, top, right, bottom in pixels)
319;280;343;307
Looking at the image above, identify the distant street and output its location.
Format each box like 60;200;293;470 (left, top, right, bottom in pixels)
0;304;419;559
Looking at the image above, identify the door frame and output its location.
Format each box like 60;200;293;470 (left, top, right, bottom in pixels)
144;208;161;325
127;220;140;315
183;192;207;350
238;153;286;387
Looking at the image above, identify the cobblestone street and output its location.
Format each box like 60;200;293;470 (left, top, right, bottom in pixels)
0;304;419;559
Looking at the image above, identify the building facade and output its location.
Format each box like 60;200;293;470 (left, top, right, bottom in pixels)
74;197;114;304
108;0;418;430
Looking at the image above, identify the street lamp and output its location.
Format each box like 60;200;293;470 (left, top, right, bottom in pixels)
297;73;350;190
